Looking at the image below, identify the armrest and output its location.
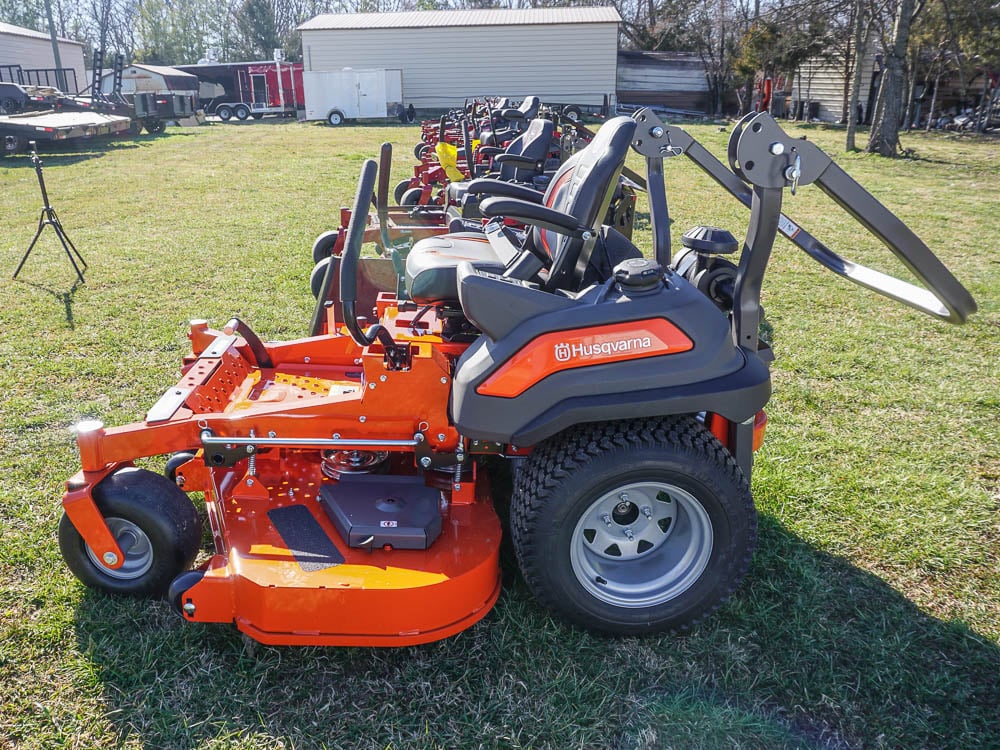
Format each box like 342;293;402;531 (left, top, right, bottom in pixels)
477;146;503;157
466;178;544;203
493;153;544;172
480;197;588;238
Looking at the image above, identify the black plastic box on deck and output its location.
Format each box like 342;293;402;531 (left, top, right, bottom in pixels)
320;475;443;550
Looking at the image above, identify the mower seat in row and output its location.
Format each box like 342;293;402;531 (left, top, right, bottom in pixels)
445;117;555;207
404;234;506;303
481;96;541;146
405;116;638;304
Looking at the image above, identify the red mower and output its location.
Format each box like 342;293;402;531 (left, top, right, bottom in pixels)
58;110;975;646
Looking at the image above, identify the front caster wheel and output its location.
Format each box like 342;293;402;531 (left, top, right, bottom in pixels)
510;416;756;635
59;467;203;598
311;230;340;264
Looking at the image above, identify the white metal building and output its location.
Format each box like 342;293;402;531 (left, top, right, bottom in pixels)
0;21;87;93
793;44;880;123
298;7;621;110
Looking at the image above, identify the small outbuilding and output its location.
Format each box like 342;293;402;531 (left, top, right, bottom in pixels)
616;51;709;114
298;7;621;111
0;21;87;93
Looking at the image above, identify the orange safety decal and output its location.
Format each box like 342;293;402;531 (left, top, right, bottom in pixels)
477;318;693;398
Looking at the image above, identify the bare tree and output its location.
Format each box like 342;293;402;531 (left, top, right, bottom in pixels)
866;0;922;155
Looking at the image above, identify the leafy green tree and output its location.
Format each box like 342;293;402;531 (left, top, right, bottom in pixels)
233;0;280;59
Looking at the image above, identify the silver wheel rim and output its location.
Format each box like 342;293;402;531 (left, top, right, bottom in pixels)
570;481;713;607
85;516;154;580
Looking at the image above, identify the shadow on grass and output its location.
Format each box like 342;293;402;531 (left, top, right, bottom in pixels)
1;133;187;168
68;514;1000;749
16;278;84;328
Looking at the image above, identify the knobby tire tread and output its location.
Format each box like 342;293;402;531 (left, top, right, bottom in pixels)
510;416;756;634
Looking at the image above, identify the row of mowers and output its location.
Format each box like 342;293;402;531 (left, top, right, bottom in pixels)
307;95;642;305
58;102;975;647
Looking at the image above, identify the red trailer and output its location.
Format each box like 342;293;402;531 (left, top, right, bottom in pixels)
176;61;304;121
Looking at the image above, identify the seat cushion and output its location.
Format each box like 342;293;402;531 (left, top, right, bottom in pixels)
405;233;504;303
446;181;471;204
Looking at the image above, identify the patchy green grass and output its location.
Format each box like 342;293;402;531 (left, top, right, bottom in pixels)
1;119;998;749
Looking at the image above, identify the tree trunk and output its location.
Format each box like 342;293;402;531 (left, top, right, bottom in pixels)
976;77;997;133
903;46;918;129
845;0;867;150
925;66;942;131
867;0;917;156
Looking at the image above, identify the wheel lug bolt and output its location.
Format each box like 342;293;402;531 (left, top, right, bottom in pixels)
601;514;612;527
641;506;652;519
624;529;635;541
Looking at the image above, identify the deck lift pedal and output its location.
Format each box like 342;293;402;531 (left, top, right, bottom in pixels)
56;110;974;646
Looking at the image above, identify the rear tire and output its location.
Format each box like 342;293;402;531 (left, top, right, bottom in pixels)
234;105;250;121
217;105;233;121
414;142;431;160
510;416;756;634
143;118;166;134
327;110;344;126
59;467;202;598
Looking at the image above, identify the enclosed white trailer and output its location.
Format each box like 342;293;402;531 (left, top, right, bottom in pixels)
302;68;403;125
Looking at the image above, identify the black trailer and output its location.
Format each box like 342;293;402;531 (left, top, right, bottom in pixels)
99;63;198;133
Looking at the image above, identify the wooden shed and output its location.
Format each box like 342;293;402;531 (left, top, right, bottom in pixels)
616;51;709;113
297;7;621;111
0;21;86;93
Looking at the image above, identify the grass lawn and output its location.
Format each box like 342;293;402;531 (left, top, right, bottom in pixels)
0;118;998;749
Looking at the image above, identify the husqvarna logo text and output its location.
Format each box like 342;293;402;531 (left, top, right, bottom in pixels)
553;337;654;362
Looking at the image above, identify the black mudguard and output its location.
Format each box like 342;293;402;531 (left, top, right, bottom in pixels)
450;267;771;446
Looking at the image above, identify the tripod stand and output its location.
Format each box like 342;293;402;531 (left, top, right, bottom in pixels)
12;142;88;284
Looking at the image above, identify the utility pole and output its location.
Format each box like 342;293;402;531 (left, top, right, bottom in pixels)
42;0;67;92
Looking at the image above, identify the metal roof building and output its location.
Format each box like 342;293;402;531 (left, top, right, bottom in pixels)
0;21;87;93
298;8;621;110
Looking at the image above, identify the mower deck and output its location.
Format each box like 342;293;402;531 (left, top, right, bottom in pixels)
180;459;501;646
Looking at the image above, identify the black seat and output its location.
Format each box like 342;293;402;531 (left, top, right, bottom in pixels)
445;117;555;206
481;95;541;146
405;116;638;304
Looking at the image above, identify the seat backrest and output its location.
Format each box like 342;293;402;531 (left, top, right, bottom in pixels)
518;95;540;120
498;117;554;181
533;116;637;291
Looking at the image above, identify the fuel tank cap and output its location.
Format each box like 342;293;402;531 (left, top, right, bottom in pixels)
614;258;664;292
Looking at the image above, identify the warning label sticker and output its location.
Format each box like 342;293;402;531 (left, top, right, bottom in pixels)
778;214;800;239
